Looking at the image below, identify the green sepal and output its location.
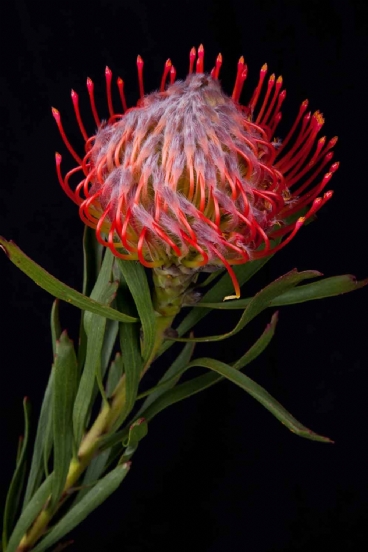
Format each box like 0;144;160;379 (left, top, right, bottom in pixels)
195;274;368;309
51;332;78;507
2;398;31;550
31;464;131;552
0;237;137;324
170;269;321;342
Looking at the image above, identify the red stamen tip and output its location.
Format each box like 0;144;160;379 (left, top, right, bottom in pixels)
277;75;283;84
55;152;62;164
330;161;340;172
261;63;268;72
86;77;94;91
238;55;244;66
170;65;176;84
137;55;144;68
105;66;112;78
296;217;305;227
217;53;222;62
269;73;276;83
324;151;334;162
166;58;172;68
324;190;334;200
71;89;78;101
198;44;204;55
329;136;338;147
51;107;60;121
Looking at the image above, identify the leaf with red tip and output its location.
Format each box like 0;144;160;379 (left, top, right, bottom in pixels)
171;270;321;343
141;352;332;444
0;237;136;324
194;274;368;310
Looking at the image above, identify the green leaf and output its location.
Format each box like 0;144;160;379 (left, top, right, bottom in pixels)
159;255;274;357
264;274;368;306
22;372;54;510
171;270;321;343
0;237;137;323
117;259;156;362
81;227;103;298
119;418;148;463
73;251;117;446
105;352;124;398
77;228;103;368
195;274;368;309
187;357;332;442
6;475;53;552
102;314;278;452
51;300;62;356
51;332;78;507
2;398;31;550
232;312;279;370
112;295;143;431
101;319;119;378
31;464;131;552
136;340;195;408
71;449;111;506
144;355;331;443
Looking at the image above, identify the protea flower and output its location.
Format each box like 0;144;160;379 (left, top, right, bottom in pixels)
54;45;338;304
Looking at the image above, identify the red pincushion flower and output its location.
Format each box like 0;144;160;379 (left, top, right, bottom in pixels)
54;45;338;298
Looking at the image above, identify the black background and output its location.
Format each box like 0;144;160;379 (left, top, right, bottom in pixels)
0;1;367;550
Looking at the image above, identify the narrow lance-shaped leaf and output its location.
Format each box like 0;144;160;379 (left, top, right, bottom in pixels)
0;237;137;323
100;314;278;452
71;449;111;506
112;293;143;431
6;475;54;552
73;250;117;446
51;332;79;507
117;259;158;362
196;274;368;309
2;398;31;550
78;227;103;368
137;313;279;411
105;352;124;398
136;340;195;408
143;355;332;443
171;270;321;343
31;464;131;552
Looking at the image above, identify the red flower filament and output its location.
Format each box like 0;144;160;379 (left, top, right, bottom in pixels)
54;45;338;298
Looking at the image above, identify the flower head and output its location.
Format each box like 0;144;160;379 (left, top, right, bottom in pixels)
54;45;338;298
